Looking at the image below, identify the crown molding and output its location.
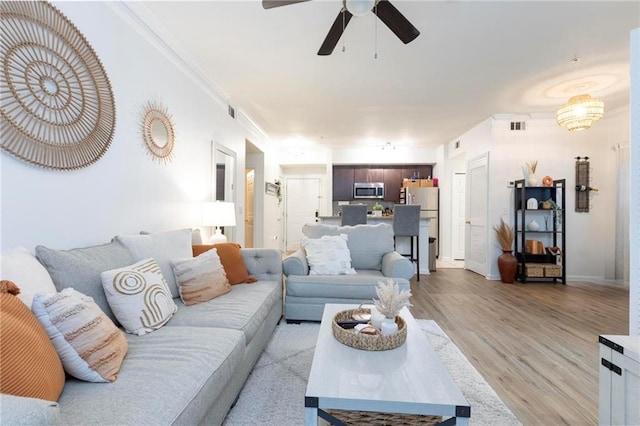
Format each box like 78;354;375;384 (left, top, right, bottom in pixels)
107;2;270;141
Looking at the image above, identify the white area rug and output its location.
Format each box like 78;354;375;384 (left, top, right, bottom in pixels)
223;320;521;425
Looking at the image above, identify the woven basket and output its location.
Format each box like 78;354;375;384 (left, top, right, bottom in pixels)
332;308;407;351
325;409;442;425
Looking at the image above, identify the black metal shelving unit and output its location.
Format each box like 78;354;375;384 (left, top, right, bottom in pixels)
514;179;566;284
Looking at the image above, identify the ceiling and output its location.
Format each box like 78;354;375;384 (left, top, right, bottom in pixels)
143;1;640;149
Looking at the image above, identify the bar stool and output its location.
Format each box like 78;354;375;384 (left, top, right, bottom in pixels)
341;204;367;226
393;204;421;281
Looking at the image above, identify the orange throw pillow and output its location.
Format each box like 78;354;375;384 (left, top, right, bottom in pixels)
192;243;257;285
0;280;65;401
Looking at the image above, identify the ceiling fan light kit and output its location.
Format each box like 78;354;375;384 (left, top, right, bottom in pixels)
556;94;604;131
345;0;376;16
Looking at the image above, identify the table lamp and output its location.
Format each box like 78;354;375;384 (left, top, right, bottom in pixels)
202;201;236;243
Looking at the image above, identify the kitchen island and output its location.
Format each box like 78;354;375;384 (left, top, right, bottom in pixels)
318;215;431;275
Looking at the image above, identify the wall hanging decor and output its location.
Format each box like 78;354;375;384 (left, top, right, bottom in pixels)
140;100;175;164
0;1;116;170
575;156;598;212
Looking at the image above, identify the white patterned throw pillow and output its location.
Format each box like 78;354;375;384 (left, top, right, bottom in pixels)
101;258;177;336
302;234;357;275
31;288;128;383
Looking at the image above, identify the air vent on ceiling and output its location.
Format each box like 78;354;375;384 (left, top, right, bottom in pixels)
510;121;526;131
228;105;235;119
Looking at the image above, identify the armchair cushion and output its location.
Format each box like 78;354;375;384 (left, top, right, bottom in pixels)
302;223;395;270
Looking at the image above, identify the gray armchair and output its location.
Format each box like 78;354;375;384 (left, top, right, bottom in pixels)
282;223;414;321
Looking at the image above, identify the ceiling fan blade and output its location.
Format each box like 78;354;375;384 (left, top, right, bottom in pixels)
262;0;311;9
375;0;420;44
318;9;353;56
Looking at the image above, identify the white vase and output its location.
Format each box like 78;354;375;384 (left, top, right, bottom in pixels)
370;306;384;329
381;317;398;336
527;174;538;187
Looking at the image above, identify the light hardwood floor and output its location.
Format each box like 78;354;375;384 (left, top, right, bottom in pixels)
409;269;629;426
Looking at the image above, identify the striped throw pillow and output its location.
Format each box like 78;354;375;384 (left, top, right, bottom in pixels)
171;248;231;306
32;288;128;383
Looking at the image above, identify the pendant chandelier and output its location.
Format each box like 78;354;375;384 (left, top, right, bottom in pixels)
556;94;605;131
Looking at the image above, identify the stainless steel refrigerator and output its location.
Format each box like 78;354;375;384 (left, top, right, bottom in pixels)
405;187;439;257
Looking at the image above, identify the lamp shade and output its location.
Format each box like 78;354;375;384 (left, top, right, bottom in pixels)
556;94;604;131
202;202;236;227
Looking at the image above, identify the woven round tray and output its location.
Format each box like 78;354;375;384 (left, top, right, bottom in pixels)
332;308;407;351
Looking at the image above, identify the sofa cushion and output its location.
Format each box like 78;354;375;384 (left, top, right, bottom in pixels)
0;394;60;426
302;234;356;275
285;270;412;300
57;326;245;425
192;243;257;284
0;247;57;309
167;280;282;344
171;248;231;306
303;223;395;270
35;241;136;325
0;281;65;402
101;259;177;336
115;228;193;299
32;288;128;383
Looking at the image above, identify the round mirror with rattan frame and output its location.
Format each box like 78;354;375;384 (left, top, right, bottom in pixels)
141;101;175;164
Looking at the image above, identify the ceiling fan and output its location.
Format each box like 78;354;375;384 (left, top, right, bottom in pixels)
262;0;420;56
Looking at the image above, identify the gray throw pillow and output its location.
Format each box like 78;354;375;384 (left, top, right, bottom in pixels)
35;241;136;325
114;228;193;298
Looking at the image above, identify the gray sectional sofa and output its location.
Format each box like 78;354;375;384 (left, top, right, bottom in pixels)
283;223;413;321
2;236;283;426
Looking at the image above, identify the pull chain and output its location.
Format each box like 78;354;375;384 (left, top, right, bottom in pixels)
374;4;378;59
342;9;346;53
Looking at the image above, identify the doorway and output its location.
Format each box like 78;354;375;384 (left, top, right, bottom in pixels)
245;168;255;248
285;177;321;252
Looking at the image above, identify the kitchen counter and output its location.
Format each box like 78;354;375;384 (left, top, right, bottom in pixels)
318;215;431;275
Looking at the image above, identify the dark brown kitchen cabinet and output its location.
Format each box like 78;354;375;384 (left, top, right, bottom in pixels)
354;167;383;183
332;167;354;200
383;168;402;202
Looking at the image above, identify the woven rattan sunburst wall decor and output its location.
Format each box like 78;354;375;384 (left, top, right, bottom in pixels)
141;100;175;164
0;1;115;170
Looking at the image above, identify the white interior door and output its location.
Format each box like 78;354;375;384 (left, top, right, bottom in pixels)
465;154;489;276
285;177;321;252
452;172;466;260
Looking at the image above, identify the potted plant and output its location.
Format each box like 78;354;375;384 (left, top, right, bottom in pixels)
372;202;383;217
373;278;412;335
493;218;517;283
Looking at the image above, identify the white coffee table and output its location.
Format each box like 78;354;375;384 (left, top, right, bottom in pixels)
305;304;470;425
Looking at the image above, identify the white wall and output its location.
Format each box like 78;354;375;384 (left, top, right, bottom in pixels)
630;27;639;335
0;2;272;251
449;111;628;282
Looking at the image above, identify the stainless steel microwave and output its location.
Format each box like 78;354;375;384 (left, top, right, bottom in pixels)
353;182;384;199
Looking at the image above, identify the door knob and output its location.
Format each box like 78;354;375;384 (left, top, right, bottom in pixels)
465;220;471;224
